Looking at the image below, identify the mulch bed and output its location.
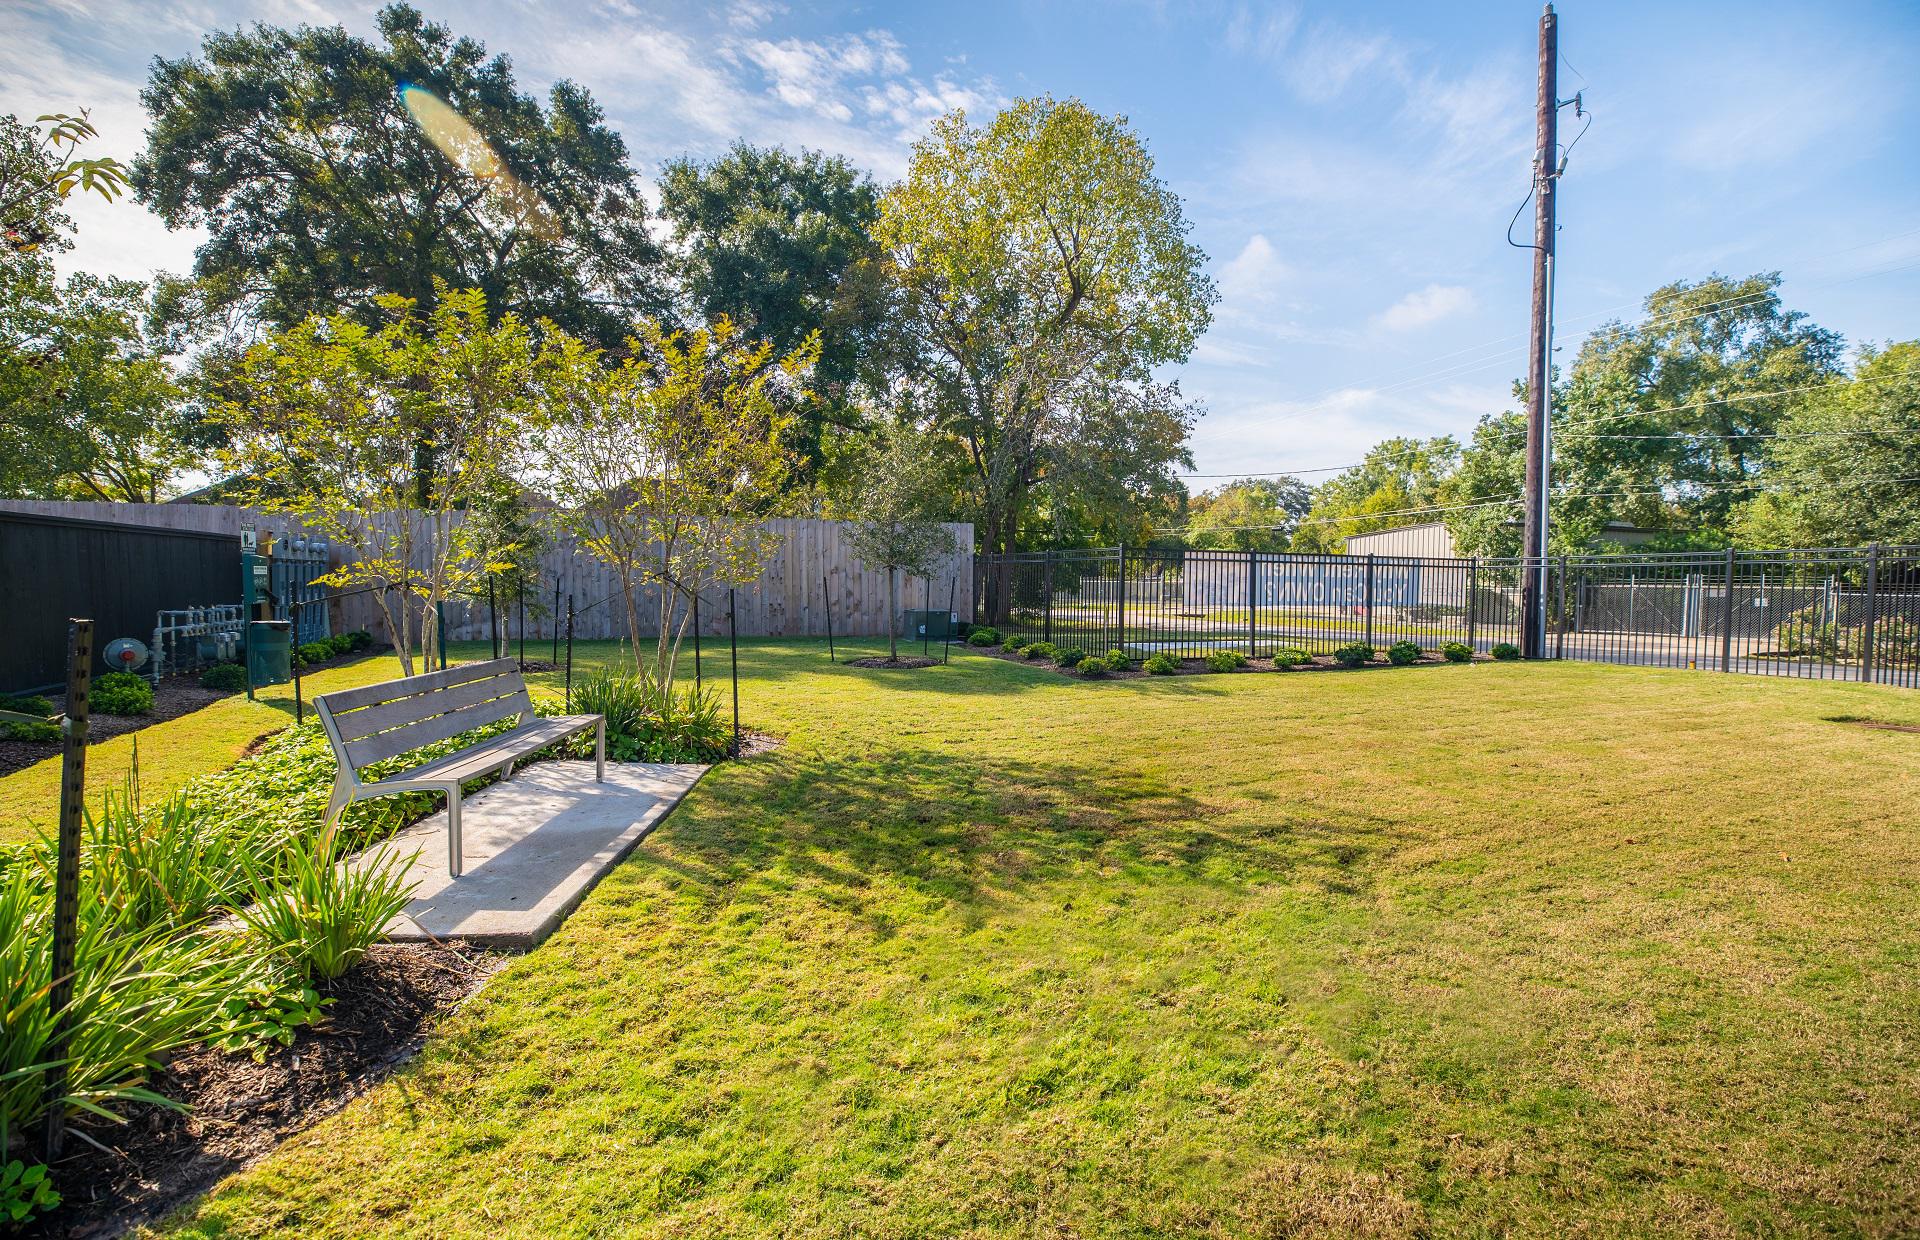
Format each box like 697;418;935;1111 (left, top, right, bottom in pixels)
964;645;1486;679
845;656;940;669
34;942;502;1240
1831;717;1920;735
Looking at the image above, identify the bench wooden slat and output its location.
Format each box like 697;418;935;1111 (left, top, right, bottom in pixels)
378;716;599;786
330;673;525;743
343;689;530;767
320;658;516;714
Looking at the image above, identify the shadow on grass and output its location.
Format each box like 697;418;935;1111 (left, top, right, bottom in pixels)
631;745;1413;920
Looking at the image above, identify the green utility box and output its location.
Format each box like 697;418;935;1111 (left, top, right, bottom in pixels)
901;610;960;641
246;621;292;691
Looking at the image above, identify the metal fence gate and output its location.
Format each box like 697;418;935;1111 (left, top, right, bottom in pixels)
975;544;1920;688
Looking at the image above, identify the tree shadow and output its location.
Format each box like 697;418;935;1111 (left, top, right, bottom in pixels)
625;746;1416;921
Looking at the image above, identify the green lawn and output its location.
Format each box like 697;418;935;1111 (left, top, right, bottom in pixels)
0;652;432;841
100;642;1920;1236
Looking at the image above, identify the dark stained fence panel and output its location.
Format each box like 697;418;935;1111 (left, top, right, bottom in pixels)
0;512;240;693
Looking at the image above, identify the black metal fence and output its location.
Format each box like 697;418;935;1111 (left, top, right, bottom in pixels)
975;544;1920;688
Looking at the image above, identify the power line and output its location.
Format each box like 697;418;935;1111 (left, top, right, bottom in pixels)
1186;365;1920;481
1159;470;1920;537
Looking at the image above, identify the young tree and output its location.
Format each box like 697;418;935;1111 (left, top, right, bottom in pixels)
876;97;1215;575
844;426;960;662
532;318;817;691
217;286;532;674
134;4;667;346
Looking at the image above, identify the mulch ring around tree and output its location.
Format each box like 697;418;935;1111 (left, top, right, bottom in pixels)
964;645;1487;678
844;655;940;669
36;942;504;1240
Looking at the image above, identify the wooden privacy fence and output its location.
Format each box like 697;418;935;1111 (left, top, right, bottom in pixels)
0;501;972;644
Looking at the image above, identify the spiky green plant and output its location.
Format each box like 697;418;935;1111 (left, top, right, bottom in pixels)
238;836;416;983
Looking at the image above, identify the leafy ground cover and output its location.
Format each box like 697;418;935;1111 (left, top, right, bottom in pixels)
125;641;1920;1237
0;654;418;842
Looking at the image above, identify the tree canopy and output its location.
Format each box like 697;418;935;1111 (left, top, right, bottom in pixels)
876;96;1214;557
1183;476;1313;552
134;4;667;344
658;144;892;475
1291;437;1458;553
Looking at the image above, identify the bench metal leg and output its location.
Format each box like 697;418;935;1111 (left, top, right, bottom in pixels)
595;719;605;782
446;784;464;878
320;775;353;853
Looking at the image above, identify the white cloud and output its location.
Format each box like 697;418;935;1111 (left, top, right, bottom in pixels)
1216;233;1290;304
1375;284;1476;331
738;31;911;124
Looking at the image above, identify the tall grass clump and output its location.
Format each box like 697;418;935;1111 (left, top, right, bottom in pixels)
569;664;730;763
84;782;250;932
0;867;264;1144
238;837;416;982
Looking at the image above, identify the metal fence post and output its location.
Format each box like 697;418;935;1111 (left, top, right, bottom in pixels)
1246;550;1258;658
1363;554;1375;649
693;592;702;690
1556;556;1569;659
1116;544;1127;654
1862;543;1881;683
728;588;741;758
564;594;575;711
1044;550;1054;644
43;618;91;1161
1721;546;1737;673
1467;557;1479;651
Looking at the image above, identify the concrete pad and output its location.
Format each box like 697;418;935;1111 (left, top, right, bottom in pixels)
346;760;706;950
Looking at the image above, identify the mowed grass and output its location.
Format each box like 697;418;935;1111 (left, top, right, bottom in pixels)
0;652;426;841
114;642;1920;1237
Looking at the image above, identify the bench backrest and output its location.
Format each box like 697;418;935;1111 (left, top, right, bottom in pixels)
315;659;530;771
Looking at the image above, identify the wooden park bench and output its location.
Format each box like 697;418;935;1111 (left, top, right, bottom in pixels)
314;659;604;877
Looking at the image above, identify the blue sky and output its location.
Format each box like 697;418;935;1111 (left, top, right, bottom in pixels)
5;0;1917;484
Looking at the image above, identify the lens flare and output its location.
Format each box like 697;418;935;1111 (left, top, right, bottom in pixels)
399;83;559;238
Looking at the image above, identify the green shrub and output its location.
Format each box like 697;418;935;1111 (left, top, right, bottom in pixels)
1;1155;60;1226
569;664;731;763
1332;642;1374;668
1053;647;1086;667
199;662;249;691
1020;642;1058;661
1204;650;1248;672
1441;641;1473;663
296;641;332;667
325;633;353;655
1001;634;1025;653
343;630;374;652
1387;640;1422;666
967;627;1000;647
0;694;54;719
0;694;57;740
239;836;416;983
1102;648;1131;672
1143;653;1179;675
1491;642;1521;661
1272;647;1311;668
91;670;153;715
1076;657;1107;677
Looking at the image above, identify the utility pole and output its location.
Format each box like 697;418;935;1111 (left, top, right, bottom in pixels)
1521;3;1559;659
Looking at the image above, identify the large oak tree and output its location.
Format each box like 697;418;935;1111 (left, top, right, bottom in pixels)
134;4;667;345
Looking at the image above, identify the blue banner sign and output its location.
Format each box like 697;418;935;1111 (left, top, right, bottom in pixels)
1183;555;1424;611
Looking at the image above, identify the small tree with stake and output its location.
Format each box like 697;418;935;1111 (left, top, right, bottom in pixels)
845;426;957;663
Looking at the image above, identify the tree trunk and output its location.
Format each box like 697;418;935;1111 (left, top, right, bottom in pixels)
888;568;899;661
